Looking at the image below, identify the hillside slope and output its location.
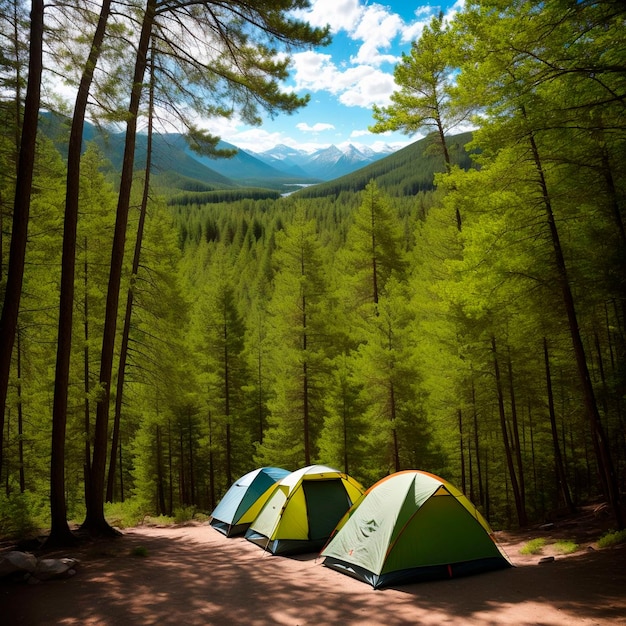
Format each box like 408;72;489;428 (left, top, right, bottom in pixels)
295;131;474;198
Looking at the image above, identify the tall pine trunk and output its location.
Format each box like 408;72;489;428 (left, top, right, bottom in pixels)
507;352;525;511
543;338;576;513
83;0;156;535
106;51;155;503
492;335;527;527
48;0;113;547
0;0;43;484
526;123;623;529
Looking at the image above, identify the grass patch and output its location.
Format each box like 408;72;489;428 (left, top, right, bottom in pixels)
553;540;578;554
144;514;175;526
520;538;547;555
597;529;626;548
131;546;149;557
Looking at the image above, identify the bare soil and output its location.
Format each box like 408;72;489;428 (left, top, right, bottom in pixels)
1;507;625;625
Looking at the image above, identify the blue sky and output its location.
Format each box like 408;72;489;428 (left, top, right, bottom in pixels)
202;0;462;154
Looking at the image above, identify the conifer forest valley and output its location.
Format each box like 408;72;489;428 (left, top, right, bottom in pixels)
0;0;625;546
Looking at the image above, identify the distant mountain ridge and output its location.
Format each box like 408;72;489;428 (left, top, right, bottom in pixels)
252;142;395;180
39;111;397;192
293;131;475;199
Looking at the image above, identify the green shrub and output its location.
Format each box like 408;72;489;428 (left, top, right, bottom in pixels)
597;529;626;548
520;538;547;555
554;540;578;554
173;505;196;524
0;491;48;540
104;500;147;529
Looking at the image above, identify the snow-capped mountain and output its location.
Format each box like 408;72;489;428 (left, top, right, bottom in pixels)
253;144;312;178
252;143;395;180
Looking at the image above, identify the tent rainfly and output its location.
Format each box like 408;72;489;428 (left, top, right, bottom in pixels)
245;464;364;555
320;470;512;588
210;467;290;537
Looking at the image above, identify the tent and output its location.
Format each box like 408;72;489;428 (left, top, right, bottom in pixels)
210;467;290;537
244;465;364;555
320;470;512;588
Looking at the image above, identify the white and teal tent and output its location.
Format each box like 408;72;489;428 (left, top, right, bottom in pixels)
210;467;289;537
321;470;512;588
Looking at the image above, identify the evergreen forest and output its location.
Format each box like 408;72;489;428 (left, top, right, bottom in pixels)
1;0;625;545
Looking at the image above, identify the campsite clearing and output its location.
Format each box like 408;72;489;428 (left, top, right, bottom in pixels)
1;508;625;625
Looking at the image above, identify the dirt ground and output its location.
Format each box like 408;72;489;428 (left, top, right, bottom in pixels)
1;509;625;626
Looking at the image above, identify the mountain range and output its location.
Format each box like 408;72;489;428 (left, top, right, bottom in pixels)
39;112;396;191
251;142;395;181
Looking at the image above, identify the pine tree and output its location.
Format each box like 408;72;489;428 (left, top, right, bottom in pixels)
257;207;336;468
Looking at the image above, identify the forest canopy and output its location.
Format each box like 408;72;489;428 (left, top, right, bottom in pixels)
0;0;624;543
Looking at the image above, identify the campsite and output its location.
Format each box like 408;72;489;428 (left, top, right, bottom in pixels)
2;466;625;624
1;4;625;623
1;507;625;625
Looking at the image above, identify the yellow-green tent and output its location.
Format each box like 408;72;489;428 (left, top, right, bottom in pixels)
321;470;512;588
245;465;364;555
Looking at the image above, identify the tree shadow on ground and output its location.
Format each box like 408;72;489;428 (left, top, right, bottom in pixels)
1;524;625;625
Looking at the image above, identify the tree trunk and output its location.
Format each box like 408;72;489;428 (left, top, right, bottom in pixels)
527;126;623;529
83;239;91;506
83;0;156;535
224;323;232;486
188;411;195;505
390;381;400;472
48;0;113;546
156;424;166;516
302;293;311;466
208;411;215;511
492;335;527;527
179;428;185;505
370;198;379;306
459;408;466;494
543;338;576;513
471;377;484;507
17;328;24;492
507;351;526;510
106;50;155;503
168;417;173;515
0;0;43;487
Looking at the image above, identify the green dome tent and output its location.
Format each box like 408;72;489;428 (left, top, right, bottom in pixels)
321;470;512;588
210;467;289;537
245;464;364;555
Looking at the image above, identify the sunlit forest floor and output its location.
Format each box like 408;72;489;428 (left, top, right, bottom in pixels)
1;505;625;625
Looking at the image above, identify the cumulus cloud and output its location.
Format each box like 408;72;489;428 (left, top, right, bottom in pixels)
286;1;452;111
337;67;396;107
205;1;465;152
289;51;396;109
293;0;364;31
351;5;404;66
296;122;336;132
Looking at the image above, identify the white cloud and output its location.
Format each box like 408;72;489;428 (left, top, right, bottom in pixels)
288;51;396;109
289;51;341;92
338;67;396;107
285;2;453;112
194;1;468;153
351;5;403;65
294;0;364;32
296;122;335;132
399;18;430;44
